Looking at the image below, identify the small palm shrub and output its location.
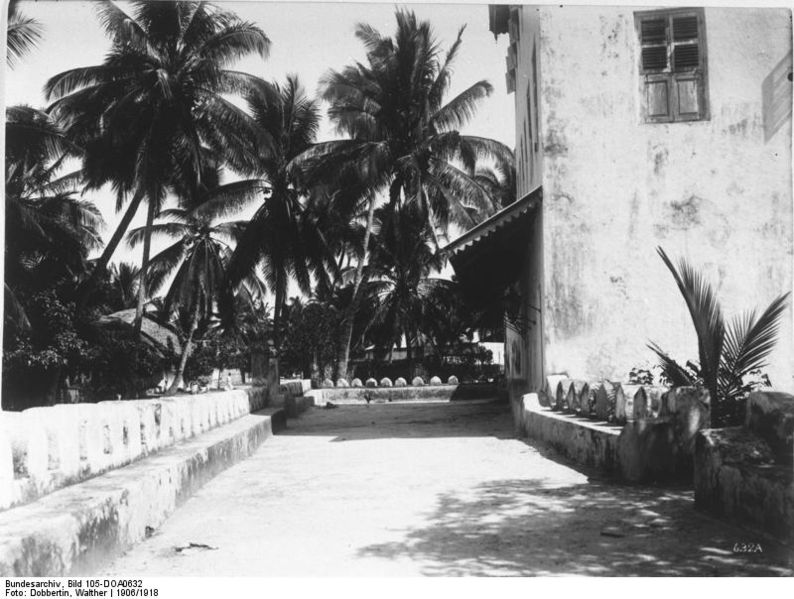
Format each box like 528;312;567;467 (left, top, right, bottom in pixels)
649;247;789;427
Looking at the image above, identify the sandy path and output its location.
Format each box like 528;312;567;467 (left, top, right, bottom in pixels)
100;401;793;576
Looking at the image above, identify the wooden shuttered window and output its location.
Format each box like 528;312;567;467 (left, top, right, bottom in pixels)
636;8;709;123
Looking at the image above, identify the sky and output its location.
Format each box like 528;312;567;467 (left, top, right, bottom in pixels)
4;0;515;266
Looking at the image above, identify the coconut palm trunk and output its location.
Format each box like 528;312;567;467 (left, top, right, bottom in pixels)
336;195;377;379
168;302;200;395
78;189;144;308
133;195;157;338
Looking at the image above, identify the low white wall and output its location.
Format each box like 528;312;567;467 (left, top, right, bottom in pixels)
0;390;252;511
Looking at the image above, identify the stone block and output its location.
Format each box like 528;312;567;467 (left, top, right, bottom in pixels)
554;379;572;411
545;375;568;403
379;377;393;388
394;377;407;387
668;387;711;439
365;378;378;388
615;384;642;424
633;387;651;421
594;381;617;422
322;378;335;389
745;391;794;465
618;419;677;482
566;380;586;414
336;379;350;388
351;378;363;388
447;376;459;385
579;383;597;417
694;427;793;543
429;376;443;386
411;377;425;387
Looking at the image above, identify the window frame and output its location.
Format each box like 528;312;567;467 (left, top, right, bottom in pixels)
635;7;710;124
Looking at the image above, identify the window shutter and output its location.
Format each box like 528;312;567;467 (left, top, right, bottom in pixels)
671;12;706;121
636;8;708;123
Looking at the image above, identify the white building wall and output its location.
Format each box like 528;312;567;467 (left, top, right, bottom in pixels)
521;5;793;388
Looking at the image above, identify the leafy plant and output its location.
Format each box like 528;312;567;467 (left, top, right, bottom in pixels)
649;247;789;426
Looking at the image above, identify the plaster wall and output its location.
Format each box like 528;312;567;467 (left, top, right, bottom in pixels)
524;5;793;387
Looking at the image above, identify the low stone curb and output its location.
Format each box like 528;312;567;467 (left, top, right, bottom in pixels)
0;409;285;576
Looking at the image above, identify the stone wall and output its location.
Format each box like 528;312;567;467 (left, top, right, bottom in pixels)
694;391;794;543
305;383;498;405
0;388;270;512
514;377;711;482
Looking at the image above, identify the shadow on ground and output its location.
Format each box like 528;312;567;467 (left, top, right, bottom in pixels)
281;401;514;442
357;477;794;576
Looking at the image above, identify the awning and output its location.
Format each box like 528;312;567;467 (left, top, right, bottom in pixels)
443;187;541;308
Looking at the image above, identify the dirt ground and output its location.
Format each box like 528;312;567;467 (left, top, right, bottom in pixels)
99;400;793;576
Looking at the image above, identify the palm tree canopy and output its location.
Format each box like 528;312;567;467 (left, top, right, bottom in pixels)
362;203;450;352
45;0;272;208
301;9;513;234
7;0;43;68
222;76;334;335
126;204;250;320
5;106;102;286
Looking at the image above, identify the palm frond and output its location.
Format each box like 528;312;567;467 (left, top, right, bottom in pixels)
722;292;790;379
648;342;698;388
657;246;724;400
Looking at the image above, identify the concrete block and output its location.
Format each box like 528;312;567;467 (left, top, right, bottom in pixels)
379;377;393;387
395;377;407;387
336;379;350;388
322;378;335;389
411;377;424;387
365;378;378;388
429;376;443;386
351;378;363;388
447;376;459;385
745;391;794;465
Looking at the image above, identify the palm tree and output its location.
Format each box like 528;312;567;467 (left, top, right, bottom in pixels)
362;203;452;378
44;0;271;337
472;160;517;211
5;106;102;326
221;76;335;384
7;0;43;68
649;247;789;426
127;203;254;394
300;9;513;377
